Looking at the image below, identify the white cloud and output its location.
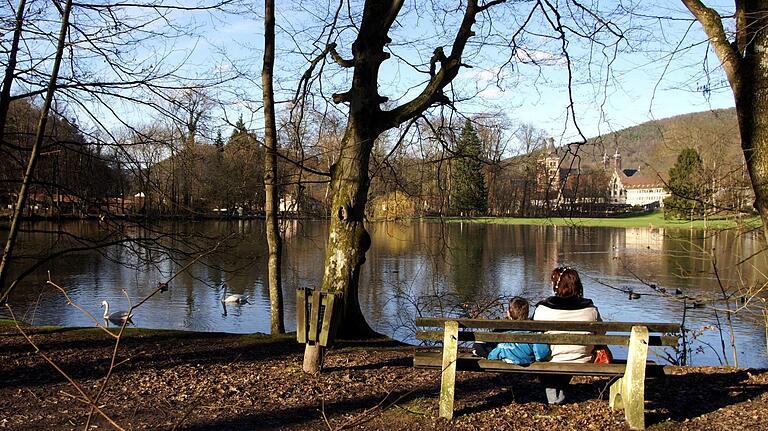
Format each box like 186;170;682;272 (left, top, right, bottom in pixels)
465;67;508;100
515;48;566;66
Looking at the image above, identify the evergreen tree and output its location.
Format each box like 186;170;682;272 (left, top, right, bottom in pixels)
664;148;705;219
450;120;488;215
231;114;248;140
214;129;224;152
224;115;264;213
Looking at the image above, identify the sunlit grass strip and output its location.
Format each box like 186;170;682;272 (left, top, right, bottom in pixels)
425;211;762;230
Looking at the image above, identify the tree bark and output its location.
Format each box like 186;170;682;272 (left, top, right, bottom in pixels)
0;0;74;303
734;4;768;238
683;1;768;237
0;0;27;136
262;0;285;334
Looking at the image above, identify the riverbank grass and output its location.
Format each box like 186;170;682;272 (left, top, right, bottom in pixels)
436;210;762;230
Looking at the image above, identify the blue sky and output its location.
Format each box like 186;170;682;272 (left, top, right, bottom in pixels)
241;0;735;146
368;0;737;144
11;0;735;150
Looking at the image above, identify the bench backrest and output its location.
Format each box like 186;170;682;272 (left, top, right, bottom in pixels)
415;317;681;347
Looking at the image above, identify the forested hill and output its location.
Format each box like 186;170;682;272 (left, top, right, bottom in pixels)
573;107;740;177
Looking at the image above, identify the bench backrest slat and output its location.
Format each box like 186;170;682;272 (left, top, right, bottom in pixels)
415;330;678;347
415;317;680;334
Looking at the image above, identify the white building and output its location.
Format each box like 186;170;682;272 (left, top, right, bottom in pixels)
607;148;670;207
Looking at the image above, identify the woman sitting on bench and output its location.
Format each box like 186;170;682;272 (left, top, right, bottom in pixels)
533;266;602;404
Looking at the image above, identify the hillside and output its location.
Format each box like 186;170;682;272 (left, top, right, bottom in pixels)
571;108;740;177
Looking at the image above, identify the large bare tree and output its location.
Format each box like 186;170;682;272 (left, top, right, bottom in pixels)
0;0;74;302
263;0;285;334
298;0;505;371
682;1;768;235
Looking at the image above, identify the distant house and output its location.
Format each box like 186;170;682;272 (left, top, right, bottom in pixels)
104;193;145;215
537;138;611;205
26;192;83;216
607;148;670;207
537;138;580;202
279;193;325;217
369;191;418;220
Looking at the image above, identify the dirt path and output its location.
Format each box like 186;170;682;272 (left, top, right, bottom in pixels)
1;324;767;430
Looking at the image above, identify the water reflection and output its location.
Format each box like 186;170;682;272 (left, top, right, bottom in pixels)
3;220;767;367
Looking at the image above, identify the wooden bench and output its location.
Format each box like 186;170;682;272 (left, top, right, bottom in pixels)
413;317;681;430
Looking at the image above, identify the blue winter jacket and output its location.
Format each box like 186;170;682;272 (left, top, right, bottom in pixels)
486;330;551;365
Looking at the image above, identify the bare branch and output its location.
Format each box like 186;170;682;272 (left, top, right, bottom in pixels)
383;0;507;129
681;0;742;94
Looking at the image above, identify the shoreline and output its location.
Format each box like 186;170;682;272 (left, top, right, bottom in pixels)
418;211;763;230
2;210;762;231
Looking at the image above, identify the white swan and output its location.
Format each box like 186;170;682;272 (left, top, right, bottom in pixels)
221;284;249;304
101;300;134;325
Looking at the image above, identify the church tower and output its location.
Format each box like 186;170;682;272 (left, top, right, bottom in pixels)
613;146;622;172
537;137;560;195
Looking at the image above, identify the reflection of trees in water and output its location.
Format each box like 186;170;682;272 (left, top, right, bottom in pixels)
655;228;768;367
7;220;768;365
661;229;767;291
447;223;486;301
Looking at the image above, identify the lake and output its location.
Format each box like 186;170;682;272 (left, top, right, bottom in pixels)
3;219;767;367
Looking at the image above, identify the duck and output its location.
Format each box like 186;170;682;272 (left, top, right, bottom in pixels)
628;291;641;300
101;300;133;326
221;284;249;304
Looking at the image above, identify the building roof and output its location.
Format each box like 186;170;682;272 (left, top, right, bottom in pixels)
620;173;665;189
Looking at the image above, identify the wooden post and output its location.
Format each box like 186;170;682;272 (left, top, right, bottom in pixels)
296;288;308;343
319;293;336;346
624;326;649;430
300;290;341;373
303;342;323;373
439;320;459;420
308;290;322;342
609;376;624;409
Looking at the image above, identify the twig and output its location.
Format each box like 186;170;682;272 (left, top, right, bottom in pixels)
5;305;125;431
85;236;233;429
321;397;333;431
46;274;118;339
336;386;422;430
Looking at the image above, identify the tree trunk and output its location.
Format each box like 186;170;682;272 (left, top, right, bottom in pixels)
683;1;768;237
0;0;73;303
262;0;285;334
734;7;768;238
0;0;27;136
321;124;377;339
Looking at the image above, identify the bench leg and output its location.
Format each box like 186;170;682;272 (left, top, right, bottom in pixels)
624;326;649;430
439;320;459;420
609;376;623;409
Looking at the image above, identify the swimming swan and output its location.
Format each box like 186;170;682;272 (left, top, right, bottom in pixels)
101;300;134;325
221;284;249;304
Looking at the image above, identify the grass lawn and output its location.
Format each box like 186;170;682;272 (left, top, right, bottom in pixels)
429;210;763;230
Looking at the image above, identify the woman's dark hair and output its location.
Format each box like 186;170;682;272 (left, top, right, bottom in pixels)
551;267;583;298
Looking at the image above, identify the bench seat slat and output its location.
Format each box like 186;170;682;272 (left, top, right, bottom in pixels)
415;330;678;347
415;318;680;334
413;352;668;377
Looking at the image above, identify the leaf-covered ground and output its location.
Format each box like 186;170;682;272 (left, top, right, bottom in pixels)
1;324;767;430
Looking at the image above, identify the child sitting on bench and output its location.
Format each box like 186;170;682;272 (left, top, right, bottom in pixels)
472;296;551;365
